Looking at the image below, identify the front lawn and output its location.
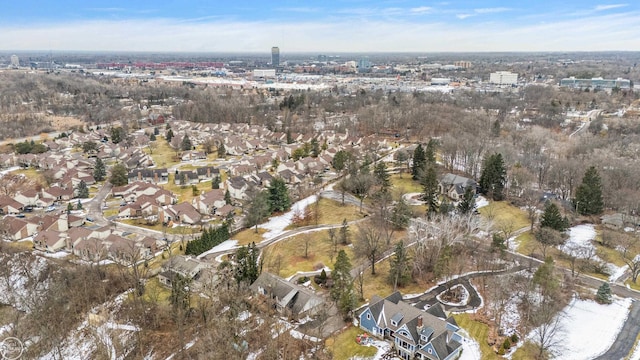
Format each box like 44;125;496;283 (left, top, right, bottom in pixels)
479;201;530;231
326;325;378;360
390;173;423;196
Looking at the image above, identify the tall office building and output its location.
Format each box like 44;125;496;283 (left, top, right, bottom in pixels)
271;47;280;67
10;55;19;68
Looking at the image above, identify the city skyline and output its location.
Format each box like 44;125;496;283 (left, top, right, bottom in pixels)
0;1;638;52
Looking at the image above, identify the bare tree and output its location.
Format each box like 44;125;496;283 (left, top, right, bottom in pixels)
354;226;385;275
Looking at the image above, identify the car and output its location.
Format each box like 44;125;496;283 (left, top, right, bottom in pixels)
15;214;25;218
45;206;56;212
86;217;94;222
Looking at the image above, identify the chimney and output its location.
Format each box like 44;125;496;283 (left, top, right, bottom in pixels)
207;167;211;177
154;172;158;183
138;171;142;180
417;316;423;329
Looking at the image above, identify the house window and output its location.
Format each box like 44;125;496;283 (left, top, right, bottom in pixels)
367;313;371;320
391;320;397;326
428;348;432;354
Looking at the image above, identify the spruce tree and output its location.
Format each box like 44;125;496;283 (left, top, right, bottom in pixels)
412;144;426;180
217;143;226;158
457;186;476;214
181;135;193;151
421;165;439;216
93;157;106;182
540;201;569;231
76;180;89;198
166;129;174;143
267;178;291;213
331;250;356;318
388;241;411;289
574;166;604;215
373;161;391;193
224;189;232;205
479;153;507;201
596;282;612;304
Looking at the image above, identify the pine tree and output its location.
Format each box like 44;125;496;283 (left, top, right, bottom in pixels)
234;242;261;285
425;138;437;165
310;138;320;157
412;144;426;180
457;186;476;214
93;158;106;182
267;178;291;213
391;198;412;230
373;161;391;193
76;180;89;198
212;175;220;189
421;165;439;216
166;129;174;143
540;201;569;231
76;200;83;210
596;282;612;304
224;189;232;205
479;153;507;201
181;135;193;151
286;128;293;144
388;241;411;290
217;143;226;158
331;250;356;318
574;166;604;215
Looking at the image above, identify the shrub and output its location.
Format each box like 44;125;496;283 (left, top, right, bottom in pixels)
297;276;310;284
497;347;505;355
510;334;519;343
503;337;511;350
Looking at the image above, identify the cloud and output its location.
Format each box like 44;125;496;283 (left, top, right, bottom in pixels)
456;13;473;19
0;11;638;52
594;4;628;11
276;7;322;13
473;7;511;14
86;8;126;12
410;6;433;14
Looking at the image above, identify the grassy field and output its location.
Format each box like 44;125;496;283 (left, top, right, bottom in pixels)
262;229;354;277
159;173;216;204
233;227;267;246
3;240;33;252
140;277;172;304
390;173;423;196
453;313;502;360
316;198;364;224
12;168;47;186
515;231;536;255
146;136;181;168
479;201;531;231
119;220;199;235
326;326;378;360
359;256;431;304
625;279;640;291
511;342;541;360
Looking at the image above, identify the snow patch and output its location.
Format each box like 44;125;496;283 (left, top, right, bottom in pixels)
474;196;489;209
196;239;238;259
457;331;482;360
259;195;317;240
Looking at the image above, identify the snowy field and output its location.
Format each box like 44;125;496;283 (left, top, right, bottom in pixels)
474;196;489;209
258;195;317;240
529;297;631;360
559;224;625;281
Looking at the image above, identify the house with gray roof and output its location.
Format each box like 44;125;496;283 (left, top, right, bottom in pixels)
358;292;463;360
250;272;324;318
439;173;477;202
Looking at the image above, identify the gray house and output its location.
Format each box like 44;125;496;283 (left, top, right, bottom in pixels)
250;272;324;318
439;173;477;201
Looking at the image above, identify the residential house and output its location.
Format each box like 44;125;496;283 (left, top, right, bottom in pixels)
0;195;23;215
251;272;325;318
192;189;226;216
439;174;477;202
72;237;108;261
33;230;68;253
1;217;36;241
158;255;207;288
226;176;249;200
127;168;169;184
174;170;199;186
106;234;148;263
14;189;40;208
162;202;202;225
358;292;463;360
195;166;219;182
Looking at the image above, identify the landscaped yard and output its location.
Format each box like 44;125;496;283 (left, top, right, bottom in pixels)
160;173;217;204
390;173;423;196
453;313;502;360
359;256;431;305
326;325;377;360
233;227;267;246
146;136;181;168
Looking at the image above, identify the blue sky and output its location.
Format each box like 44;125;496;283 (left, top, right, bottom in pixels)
0;1;638;52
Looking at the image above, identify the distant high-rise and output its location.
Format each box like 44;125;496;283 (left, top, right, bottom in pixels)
271;47;280;67
358;57;371;73
10;54;19;68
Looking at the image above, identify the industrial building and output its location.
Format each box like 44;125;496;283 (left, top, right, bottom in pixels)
489;71;518;86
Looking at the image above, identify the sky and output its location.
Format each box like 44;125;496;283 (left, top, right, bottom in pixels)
0;1;639;52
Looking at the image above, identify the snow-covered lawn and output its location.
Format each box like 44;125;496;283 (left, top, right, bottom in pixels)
529;297;631;360
559;224;626;281
259;195;317;240
474;196;489;209
350;339;392;360
457;332;481;360
196;239;238;259
402;193;425;205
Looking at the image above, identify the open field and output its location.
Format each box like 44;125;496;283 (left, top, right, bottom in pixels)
479;201;531;231
390;173;423;196
326;325;377;360
12;168;47;187
146;136;181;168
160;173;216;204
233;227;267;246
263;229;354;277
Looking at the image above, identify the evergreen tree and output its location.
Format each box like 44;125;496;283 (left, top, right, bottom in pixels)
76;200;83;210
339;218;350;245
540;201;569;231
412;144;426;180
332;150;350;172
76;180;89;198
425;138;437;165
166;128;174;143
224;189;232;205
391;198;412;230
596;282;612;304
267;178;291;213
180;135;193;151
217;143;226;158
286;128;293;144
149;133;156;141
388;241;411;290
574;166;604;215
169;273;191;312
421;165;439;216
93;157;106;182
212;175;220;189
331;250;356;319
67;202;73;214
110;127;124;144
457;186;476;214
109;163;128;186
479;153;507;201
373;161;391;193
234;242;261;285
310;138;320;157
